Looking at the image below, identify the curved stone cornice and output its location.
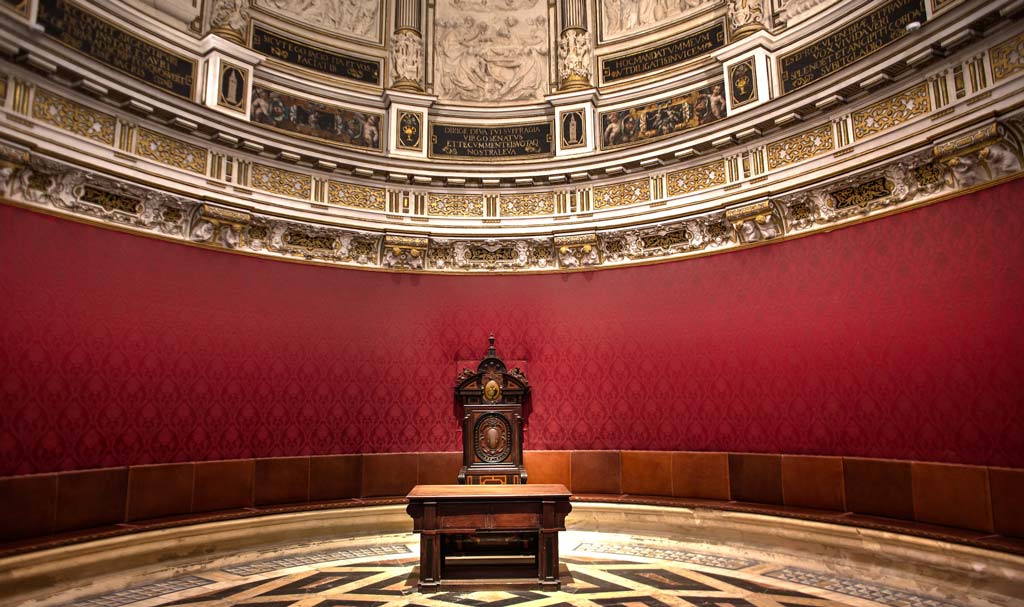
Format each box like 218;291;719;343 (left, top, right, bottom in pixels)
2;114;1021;272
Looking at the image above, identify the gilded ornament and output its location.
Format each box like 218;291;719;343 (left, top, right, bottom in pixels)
852;84;930;141
79;186;141;214
135;129;207;174
666;161;727;196
767;124;834;170
499;193;555;216
594;178;651;209
328;181;385;210
251;163;312;199
31;89;115;146
990;32;1024;82
428;193;484;217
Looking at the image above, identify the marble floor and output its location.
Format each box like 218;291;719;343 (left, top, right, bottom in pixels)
31;531;979;607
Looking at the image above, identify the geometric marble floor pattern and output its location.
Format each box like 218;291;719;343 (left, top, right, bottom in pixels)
52;532;966;607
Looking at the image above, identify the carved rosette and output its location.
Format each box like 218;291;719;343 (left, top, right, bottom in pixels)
390;29;424;91
558;29;592;91
209;0;250;45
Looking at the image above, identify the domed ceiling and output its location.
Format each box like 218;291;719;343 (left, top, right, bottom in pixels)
0;0;1021;272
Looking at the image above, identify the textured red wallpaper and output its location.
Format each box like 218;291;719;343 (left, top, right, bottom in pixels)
2;181;1023;474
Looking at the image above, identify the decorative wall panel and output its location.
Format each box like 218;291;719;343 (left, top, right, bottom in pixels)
251;163;313;198
328;181;386;210
767;124;835;170
135;129;207;174
852;84;931;141
594;178;651;209
500;192;555;216
666;160;727;196
990;31;1024;82
31;89;115;146
427;193;484;216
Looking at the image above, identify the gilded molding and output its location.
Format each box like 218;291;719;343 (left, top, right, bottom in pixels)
328;181;386;210
990;31;1024;82
852;83;931;141
32;89;115;146
499;192;555;216
135;128;207;174
594;179;651;210
428;193;484;217
767;124;835;170
2;119;1022;274
251;163;313;199
666;161;727;196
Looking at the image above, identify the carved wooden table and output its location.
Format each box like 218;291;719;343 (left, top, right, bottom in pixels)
406;484;572;591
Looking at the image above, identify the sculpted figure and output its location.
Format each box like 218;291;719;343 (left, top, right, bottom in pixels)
558;29;592;85
390;30;424;87
433;0;549;102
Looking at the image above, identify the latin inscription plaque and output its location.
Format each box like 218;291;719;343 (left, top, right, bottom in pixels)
430;122;553;160
779;0;927;94
601;21;726;83
251;25;381;86
37;0;196;99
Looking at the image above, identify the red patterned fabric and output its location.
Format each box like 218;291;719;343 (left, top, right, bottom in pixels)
1;180;1023;474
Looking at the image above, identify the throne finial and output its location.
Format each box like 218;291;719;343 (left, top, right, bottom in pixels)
486;333;496;357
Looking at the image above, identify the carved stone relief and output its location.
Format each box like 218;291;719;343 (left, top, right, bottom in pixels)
728;0;766;35
433;0;549;103
558;29;592;88
252;0;381;42
209;0;250;44
601;0;718;41
390;29;424;89
777;0;838;23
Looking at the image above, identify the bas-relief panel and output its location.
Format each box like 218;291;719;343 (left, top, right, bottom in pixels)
600;0;719;43
250;85;382;152
128;0;201;29
252;0;383;44
433;0;549;103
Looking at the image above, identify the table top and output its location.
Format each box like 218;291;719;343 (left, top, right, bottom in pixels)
407;484;571;500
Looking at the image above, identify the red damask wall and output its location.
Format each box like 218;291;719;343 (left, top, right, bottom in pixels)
2;181;1023;475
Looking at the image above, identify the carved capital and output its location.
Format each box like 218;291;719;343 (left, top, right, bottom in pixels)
390;29;424;91
209;0;250;45
558;28;592;91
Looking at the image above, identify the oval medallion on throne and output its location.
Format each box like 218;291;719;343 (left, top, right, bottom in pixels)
474;413;512;463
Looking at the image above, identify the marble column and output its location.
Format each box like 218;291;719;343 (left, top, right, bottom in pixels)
391;0;424;92
558;0;593;91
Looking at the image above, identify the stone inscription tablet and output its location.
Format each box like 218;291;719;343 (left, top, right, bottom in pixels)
430;123;553;160
779;0;926;94
601;21;726;83
251;25;381;86
37;0;196;99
